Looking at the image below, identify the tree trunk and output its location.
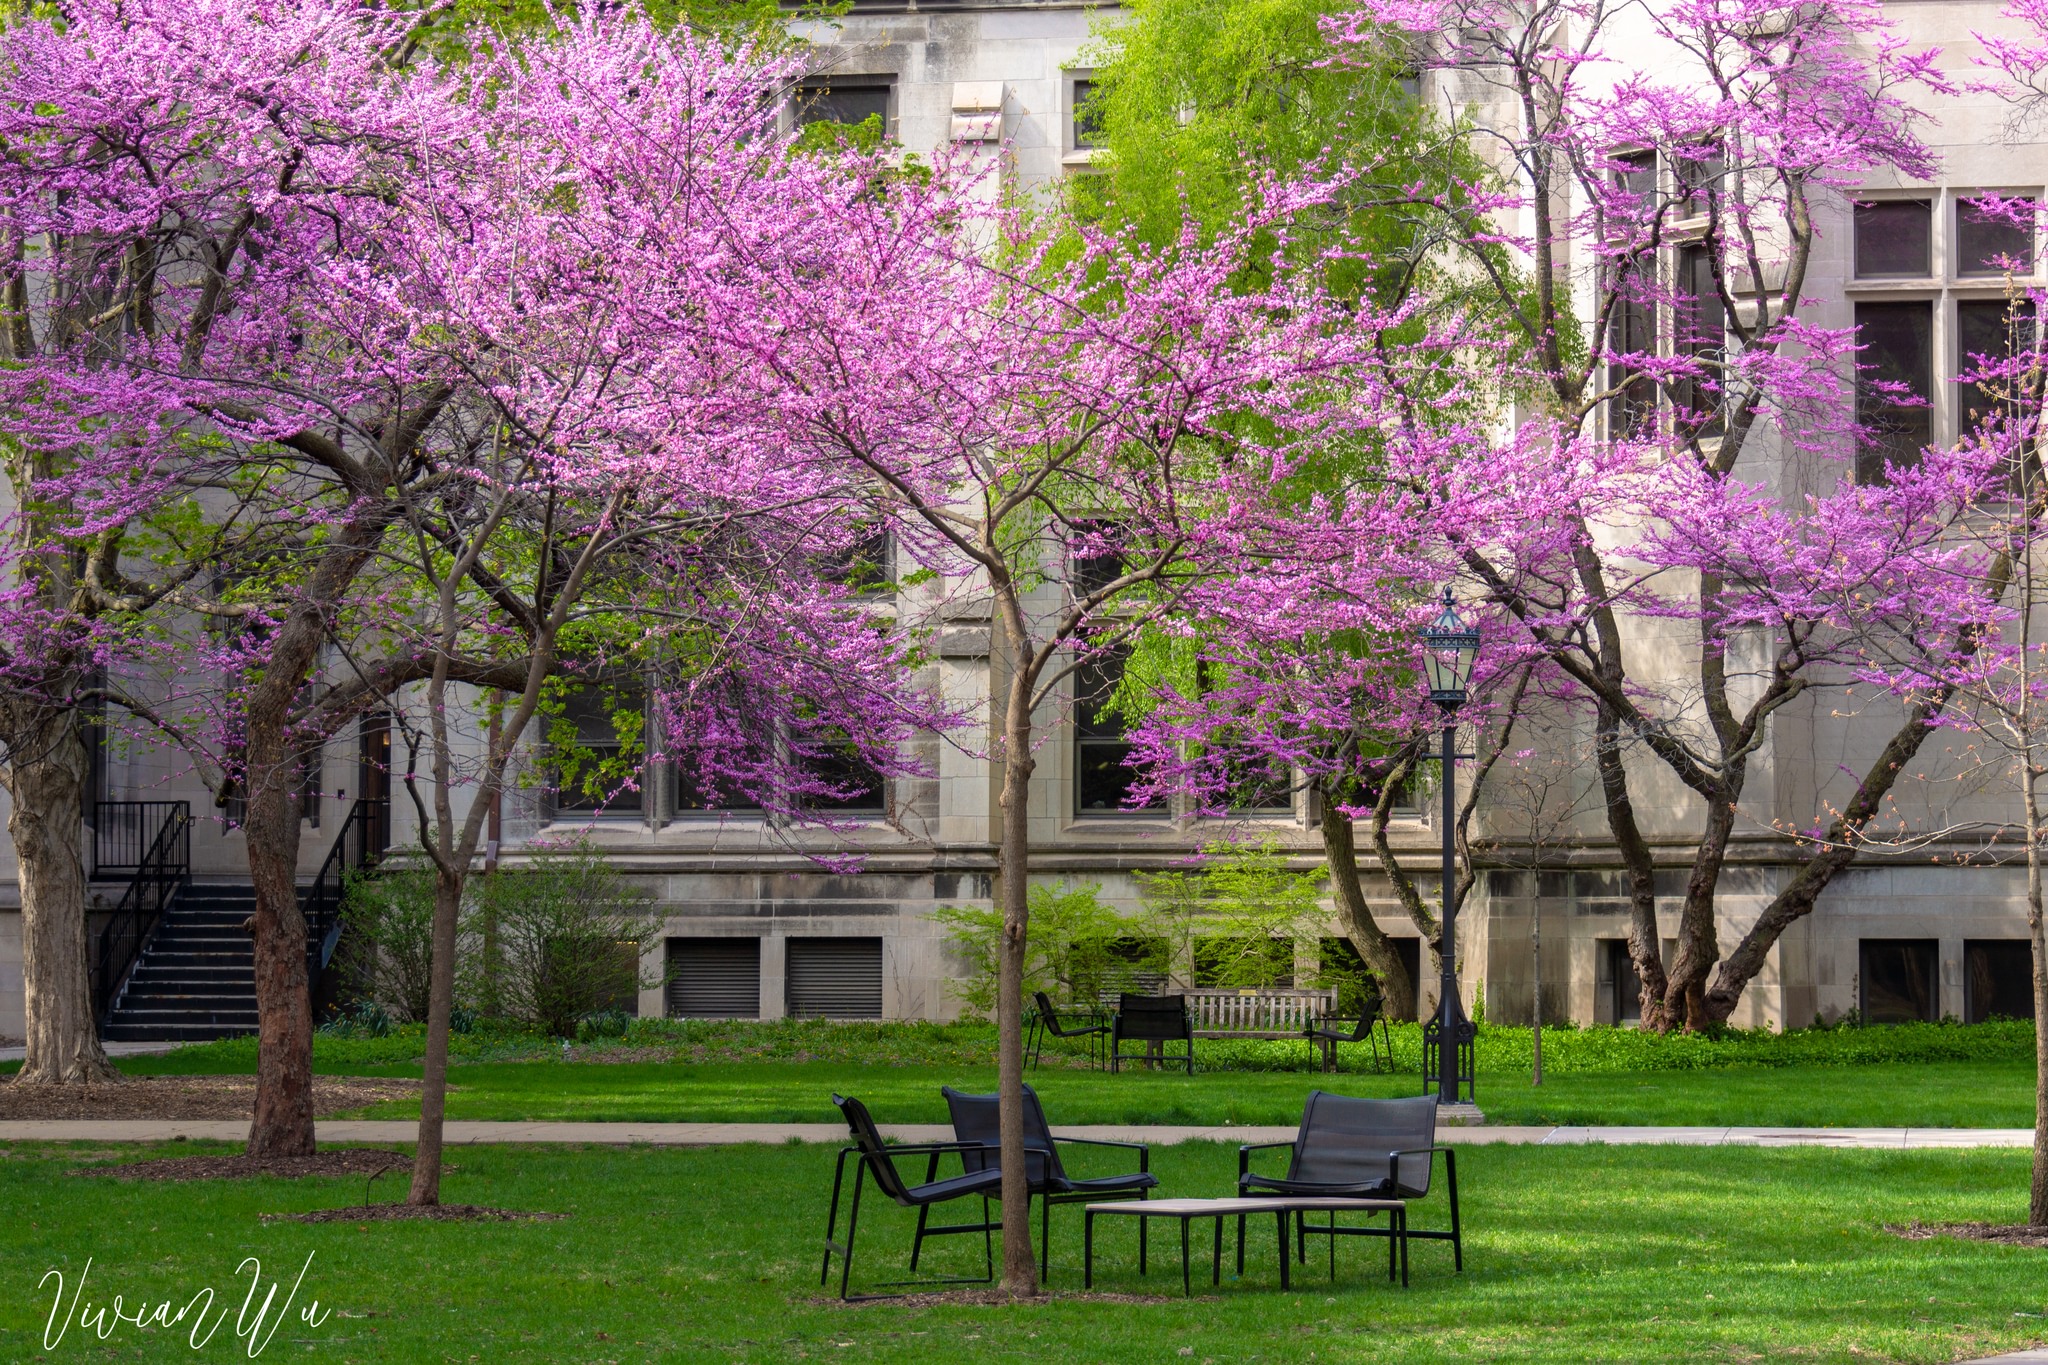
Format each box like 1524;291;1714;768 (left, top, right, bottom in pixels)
7;709;116;1085
1666;788;1738;1032
409;862;464;1206
1702;694;1952;1024
994;658;1037;1295
1593;704;1670;1028
1319;791;1415;1020
243;733;315;1156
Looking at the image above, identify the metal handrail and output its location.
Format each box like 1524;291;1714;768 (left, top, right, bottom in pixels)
91;801;190;880
92;802;191;1021
302;797;386;973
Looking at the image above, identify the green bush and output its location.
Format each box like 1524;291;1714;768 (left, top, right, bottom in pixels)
470;844;666;1038
933;880;1135;1016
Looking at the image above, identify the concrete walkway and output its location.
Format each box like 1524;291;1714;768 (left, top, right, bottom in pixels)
0;1120;2034;1147
0;1041;179;1063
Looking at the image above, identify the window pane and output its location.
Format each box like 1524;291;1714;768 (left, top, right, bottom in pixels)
1964;940;2035;1022
672;763;761;815
554;688;644;813
1855;301;1932;483
1958;198;2035;276
1607;255;1656;438
1075;651;1164;814
1854;200;1931;278
1072;79;1104;149
1956;297;2036;434
1676;244;1725;438
1859;939;1937;1024
802;739;885;813
795;83;889;132
1676;150;1723;218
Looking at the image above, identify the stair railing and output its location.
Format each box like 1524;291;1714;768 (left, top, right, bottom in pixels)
302;797;386;973
91;801;191;1021
91;801;190;880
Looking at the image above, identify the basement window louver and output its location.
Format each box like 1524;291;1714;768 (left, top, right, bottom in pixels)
785;937;883;1020
666;938;761;1019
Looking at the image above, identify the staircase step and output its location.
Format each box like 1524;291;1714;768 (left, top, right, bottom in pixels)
101;1022;256;1042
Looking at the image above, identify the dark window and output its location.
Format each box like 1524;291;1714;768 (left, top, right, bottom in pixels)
1958;198;2035;277
1675;243;1726;438
1956;297;2037;435
1854;200;1932;279
1600;938;1643;1024
1224;754;1294;814
1675;150;1724;218
1614;151;1657;209
794;81;891;135
298;747;321;829
1607;255;1657;438
553;688;644;815
1395;68;1422;102
671;763;762;815
1193;936;1295;989
785;937;884;1019
1097;936;1168;999
668;938;762;1019
1072;78;1104;149
1855;301;1933;483
823;525;890;592
1859;938;1938;1024
1075;652;1163;816
1317;937;1380;1016
1964;940;2034;1022
801;737;886;814
1070;520;1126;600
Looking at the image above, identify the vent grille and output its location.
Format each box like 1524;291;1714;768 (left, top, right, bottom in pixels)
785;937;883;1019
667;938;761;1019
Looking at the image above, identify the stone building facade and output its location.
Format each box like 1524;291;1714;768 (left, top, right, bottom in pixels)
0;0;2041;1041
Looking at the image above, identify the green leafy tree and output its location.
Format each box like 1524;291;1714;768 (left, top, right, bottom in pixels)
934;880;1128;1017
1136;837;1328;991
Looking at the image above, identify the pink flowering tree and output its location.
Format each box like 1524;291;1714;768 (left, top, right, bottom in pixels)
0;0;954;1183
716;167;1397;1288
1318;0;2014;1031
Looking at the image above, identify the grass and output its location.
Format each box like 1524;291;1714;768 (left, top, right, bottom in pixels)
34;1015;2034;1128
3;1138;2048;1361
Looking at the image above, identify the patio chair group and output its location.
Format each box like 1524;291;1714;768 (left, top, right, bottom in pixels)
1027;990;1395;1076
820;1086;1463;1300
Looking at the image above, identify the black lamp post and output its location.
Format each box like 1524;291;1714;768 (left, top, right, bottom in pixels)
1421;586;1480;1106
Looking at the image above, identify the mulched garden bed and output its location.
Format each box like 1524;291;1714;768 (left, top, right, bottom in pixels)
0;1075;419;1120
1888;1221;2048;1248
264;1204;564;1224
72;1148;413;1181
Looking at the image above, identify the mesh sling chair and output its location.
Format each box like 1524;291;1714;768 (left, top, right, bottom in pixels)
820;1094;1005;1300
1110;993;1195;1074
1028;990;1110;1070
1305;993;1393;1073
918;1084;1158;1280
1236;1092;1461;1286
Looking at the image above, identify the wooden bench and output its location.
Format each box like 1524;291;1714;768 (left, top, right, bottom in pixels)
1184;988;1336;1040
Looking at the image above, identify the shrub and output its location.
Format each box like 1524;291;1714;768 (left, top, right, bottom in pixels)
471;843;666;1038
932;879;1133;1015
336;867;440;1024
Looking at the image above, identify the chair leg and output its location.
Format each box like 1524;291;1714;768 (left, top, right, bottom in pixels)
1040;1195;1050;1282
840;1167;867;1300
983;1195;993;1282
1276;1213;1290;1291
910;1203;931;1271
1447;1149;1464;1272
1387;1211;1397;1282
821;1156;846;1288
1296;1209;1306;1264
1398;1207;1410;1288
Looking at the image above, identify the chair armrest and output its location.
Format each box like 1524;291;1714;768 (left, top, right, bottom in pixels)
1054;1135;1151;1174
1385;1144;1453;1194
1238;1139;1295;1186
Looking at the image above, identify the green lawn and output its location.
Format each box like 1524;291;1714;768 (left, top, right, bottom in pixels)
3;1139;2046;1362
100;1053;2042;1128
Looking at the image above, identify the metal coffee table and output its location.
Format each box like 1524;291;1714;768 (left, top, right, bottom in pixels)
1082;1196;1406;1295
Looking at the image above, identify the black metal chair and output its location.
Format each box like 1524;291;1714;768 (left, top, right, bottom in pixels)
820;1093;1005;1299
1421;1001;1477;1102
1237;1091;1461;1285
1306;996;1392;1073
915;1084;1157;1280
1110;992;1195;1074
1028;990;1110;1070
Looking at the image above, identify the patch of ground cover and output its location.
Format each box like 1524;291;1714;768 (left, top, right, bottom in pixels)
2;1139;2047;1361
0;1075;419;1120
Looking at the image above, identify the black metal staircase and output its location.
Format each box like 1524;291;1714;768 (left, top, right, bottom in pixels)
94;798;386;1042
